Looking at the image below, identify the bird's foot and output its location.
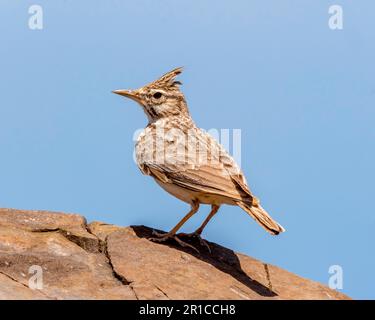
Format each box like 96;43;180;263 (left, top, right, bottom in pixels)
177;232;211;253
149;230;200;254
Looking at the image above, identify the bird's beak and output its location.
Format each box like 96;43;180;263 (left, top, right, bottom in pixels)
112;89;142;104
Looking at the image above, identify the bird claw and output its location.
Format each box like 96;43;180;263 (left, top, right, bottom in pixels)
151;230;166;237
149;230;200;254
177;232;211;253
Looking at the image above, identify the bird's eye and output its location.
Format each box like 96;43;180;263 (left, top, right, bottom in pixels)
153;92;162;99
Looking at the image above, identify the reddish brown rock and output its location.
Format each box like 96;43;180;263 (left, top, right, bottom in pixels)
0;208;350;300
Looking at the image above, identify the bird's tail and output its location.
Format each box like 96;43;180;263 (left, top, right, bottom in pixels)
237;201;285;235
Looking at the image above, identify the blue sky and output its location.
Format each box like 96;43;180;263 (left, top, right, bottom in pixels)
1;1;374;299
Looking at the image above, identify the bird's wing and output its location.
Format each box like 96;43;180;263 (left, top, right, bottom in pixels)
141;162;254;203
136;126;256;205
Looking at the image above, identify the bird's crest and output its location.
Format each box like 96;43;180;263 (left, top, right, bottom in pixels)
147;67;183;89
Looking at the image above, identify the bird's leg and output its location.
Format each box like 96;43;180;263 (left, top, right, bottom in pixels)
178;205;220;253
149;201;201;253
193;204;220;235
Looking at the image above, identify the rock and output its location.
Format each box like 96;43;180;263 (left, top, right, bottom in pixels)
0;208;350;300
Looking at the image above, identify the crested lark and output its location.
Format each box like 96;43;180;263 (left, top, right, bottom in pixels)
113;67;285;252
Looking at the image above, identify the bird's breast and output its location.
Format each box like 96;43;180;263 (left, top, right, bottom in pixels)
135;118;193;167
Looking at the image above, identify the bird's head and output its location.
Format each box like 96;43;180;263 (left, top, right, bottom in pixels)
113;67;189;122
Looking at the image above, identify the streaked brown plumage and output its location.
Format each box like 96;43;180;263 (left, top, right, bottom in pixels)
113;67;285;252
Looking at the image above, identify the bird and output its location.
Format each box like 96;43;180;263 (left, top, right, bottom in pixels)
113;67;285;252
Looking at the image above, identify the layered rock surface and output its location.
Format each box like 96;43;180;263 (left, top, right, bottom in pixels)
0;208;349;300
